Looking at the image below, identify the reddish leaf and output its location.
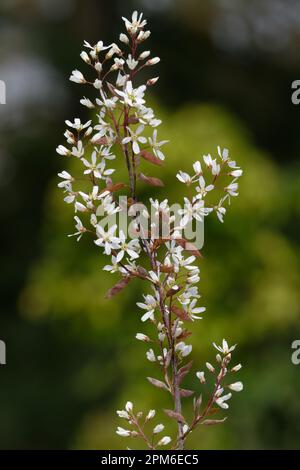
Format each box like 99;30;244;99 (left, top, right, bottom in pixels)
92;137;109;145
106;182;127;193
138;172;164;187
160;265;175;274
105;277;131;299
171;305;192;322
166;285;181;297
178;360;193;384
140;149;163;166
127;115;140;124
180;388;194;398
164;409;186;423
193;394;202;413
202;418;227;426
147;377;169;392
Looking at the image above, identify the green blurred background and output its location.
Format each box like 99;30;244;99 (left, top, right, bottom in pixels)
1;0;300;449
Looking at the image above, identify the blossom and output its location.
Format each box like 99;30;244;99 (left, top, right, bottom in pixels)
122;125;147;154
176;171;191;184
94;224;120;255
146;409;156;420
126;54;138;70
179;197;212;226
115;230;140;261
146;349;156;362
148;129;169;160
69;69;85;84
115;81;146;107
185;298;206;320
65;118;92;131
176;342;192;357
116;427;131;437
157;436;171;446
122;11;147;34
196;371;206;383
137;294;158;322
153;424;164;434
68;216;86;241
195;176;214;198
135;333;150;342
215;392;232;410
213;339;236;355
56;145;70;156
228;381;243;392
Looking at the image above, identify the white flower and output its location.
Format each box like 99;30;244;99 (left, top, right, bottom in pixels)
146;409;156;420
146;348;156;362
116;410;129;419
217;146;229;161
58;170;73;188
115;81;146;107
206;362;215;373
215;203;226;223
146;57;160;66
94;224;120;255
82;151;114;179
229;169;243;178
126;54;139;70
196;176;214;198
148;129;169;160
137;294;157;322
193;161;202;175
213;339;236;355
231;363;242;372
176;341;192;357
115;230;140;261
186;298;206;320
80;97;95;109
122;125;147;154
116;427;131;437
69;69;85;84
80;51;90;64
135;333;150;342
139;51;151;60
153;424;164;434
122;11;147;34
215;392;232;410
56;145;69;156
179;198;212;226
125;401;133;412
65;118;92;131
225;181;239;197
228;381;243;392
157;436;171;446
119;33;129;44
196;371;206;383
176;171;191;184
68;216;86;241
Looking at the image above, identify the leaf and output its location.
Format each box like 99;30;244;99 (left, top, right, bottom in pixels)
140;149;163;166
127;115;140;124
166;285;181;297
147;377;169;392
178;360;193;384
138;172;164;187
160;265;175;274
180;388;194;398
193;394;202;413
202;417;227;426
105;277;131;299
92;137;109;145
171;305;192;322
164;409;186;423
105;182;127;193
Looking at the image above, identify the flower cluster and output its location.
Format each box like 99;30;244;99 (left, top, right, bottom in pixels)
57;10;244;450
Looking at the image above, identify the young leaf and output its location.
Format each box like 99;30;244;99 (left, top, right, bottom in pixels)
147;377;169;392
138;172;164;187
171;305;192;322
140;149;163;166
202;417;227;426
180;388;194;398
164;409;186;423
105;277;131;299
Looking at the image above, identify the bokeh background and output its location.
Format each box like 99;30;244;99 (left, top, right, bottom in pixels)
1;0;300;450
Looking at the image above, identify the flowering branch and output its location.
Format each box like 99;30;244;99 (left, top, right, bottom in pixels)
57;10;244;450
